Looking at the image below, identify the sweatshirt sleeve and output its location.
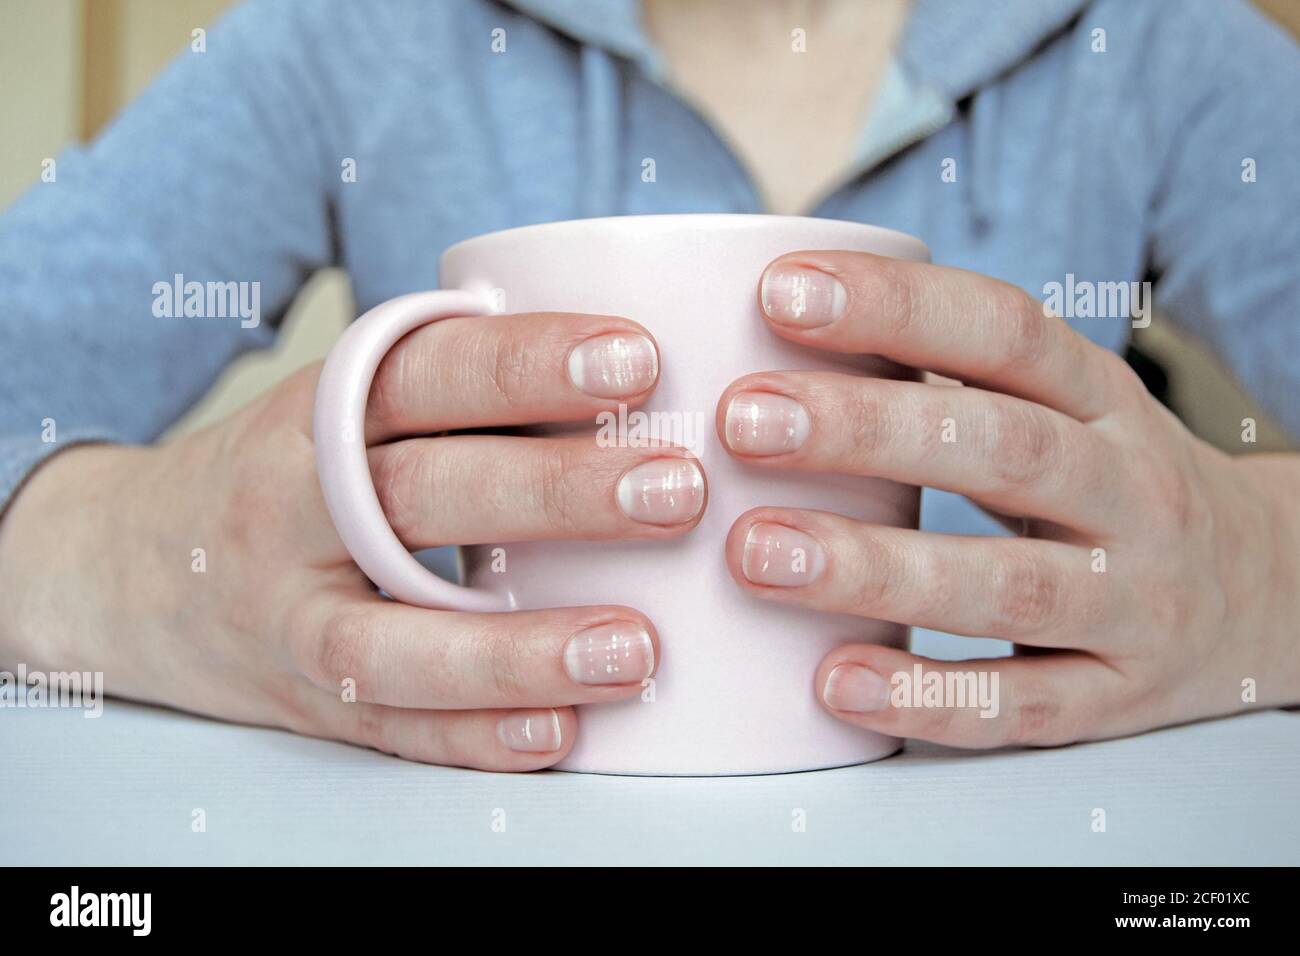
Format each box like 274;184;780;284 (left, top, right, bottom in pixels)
1143;0;1300;439
0;0;337;511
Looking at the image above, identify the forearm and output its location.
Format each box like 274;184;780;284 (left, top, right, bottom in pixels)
0;444;151;675
1232;452;1300;705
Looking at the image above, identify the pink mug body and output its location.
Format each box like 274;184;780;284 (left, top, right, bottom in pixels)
316;214;928;775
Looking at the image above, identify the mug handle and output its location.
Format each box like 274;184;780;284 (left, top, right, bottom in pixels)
314;289;508;613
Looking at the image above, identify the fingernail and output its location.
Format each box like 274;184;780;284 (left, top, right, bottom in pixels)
742;523;826;587
564;621;654;685
760;264;846;328
617;458;705;525
567;332;658;398
725;391;810;455
823;664;891;713
498;709;563;752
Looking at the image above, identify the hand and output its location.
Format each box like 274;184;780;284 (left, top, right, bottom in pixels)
719;251;1300;747
0;311;706;770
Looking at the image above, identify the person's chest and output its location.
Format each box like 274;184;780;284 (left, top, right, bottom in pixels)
640;0;911;217
334;20;1140;364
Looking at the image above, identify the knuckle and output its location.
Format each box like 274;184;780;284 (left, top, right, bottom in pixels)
1148;577;1197;638
1073;569;1112;636
219;479;274;553
372;442;430;542
1161;470;1193;533
1071;436;1114;509
866;259;918;341
218;440;302;555
536;445;582;534
315;610;375;690
479;625;531;703
994;287;1055;374
1008;690;1069;747
998;670;1083;747
369;347;418;432
488;330;540;408
844;386;896;460
990;548;1063;635
1100;348;1148;403
916;694;962;740
1155;464;1209;537
849;534;908;613
985;403;1059;491
353;705;394;755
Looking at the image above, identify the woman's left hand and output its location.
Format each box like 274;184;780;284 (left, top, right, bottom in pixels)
719;251;1300;747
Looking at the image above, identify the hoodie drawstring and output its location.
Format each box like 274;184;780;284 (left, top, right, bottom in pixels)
966;84;1002;234
578;45;623;219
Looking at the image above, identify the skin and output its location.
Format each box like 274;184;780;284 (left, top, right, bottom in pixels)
643;0;910;214
0;312;694;771
1;253;1296;768
725;252;1300;746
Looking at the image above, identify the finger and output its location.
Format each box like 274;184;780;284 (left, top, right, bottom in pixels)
291;598;660;709
365;312;660;443
718;372;1124;533
814;643;1125;748
757;251;1143;422
309;696;578;771
368;435;707;548
726;508;1120;648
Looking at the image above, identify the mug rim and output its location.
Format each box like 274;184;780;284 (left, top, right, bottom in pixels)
441;213;929;263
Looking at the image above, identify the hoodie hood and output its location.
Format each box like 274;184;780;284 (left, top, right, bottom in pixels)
497;0;1093;222
502;0;1092;100
898;0;1090;100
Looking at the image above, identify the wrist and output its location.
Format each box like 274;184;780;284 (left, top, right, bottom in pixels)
1231;453;1300;705
0;443;148;670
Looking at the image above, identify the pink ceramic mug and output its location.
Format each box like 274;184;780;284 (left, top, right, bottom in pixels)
315;214;928;775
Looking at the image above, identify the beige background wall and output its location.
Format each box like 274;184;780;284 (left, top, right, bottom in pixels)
0;1;82;208
0;0;1295;449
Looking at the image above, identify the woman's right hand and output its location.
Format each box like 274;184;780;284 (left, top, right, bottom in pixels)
0;310;706;770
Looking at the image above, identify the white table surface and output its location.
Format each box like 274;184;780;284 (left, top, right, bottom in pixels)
3;700;1298;866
